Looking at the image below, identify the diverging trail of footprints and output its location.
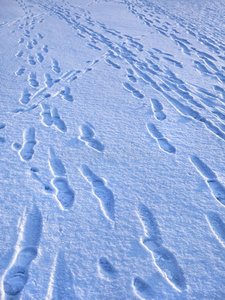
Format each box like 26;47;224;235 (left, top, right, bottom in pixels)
5;0;225;297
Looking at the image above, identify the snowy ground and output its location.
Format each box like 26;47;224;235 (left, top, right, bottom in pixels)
1;0;225;299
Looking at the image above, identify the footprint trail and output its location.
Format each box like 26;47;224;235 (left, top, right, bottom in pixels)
137;203;186;291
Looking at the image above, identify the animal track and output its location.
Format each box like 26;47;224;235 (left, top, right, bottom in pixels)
28;55;36;65
194;60;211;74
147;123;176;154
162;56;183;68
3;205;42;297
132;277;154;299
49;147;74;209
80;164;115;221
19;89;31;104
175;40;191;55
150;98;166;121
88;43;101;51
36;53;44;63
152;246;186;291
0;123;5;129
19;127;37;161
40;104;66;132
122;82;144;99
32;38;37;45
52;107;67;132
37;33;43;39
105;58;121;69
137;203;186;291
190;155;225;206
98;257;117;280
48;147;66;177
44;73;53;87
79;124;104;152
28;72;39;87
51;59;60;73
18;37;24;43
127;74;137;82
16;50;23;57
27;41;33;49
206;212;225;247
42;45;48;53
137;203;163;249
40;103;53;126
0;123;5;143
59;86;73;102
30;167;54;194
161;91;225;141
126;68;137;82
12;142;22;151
51;177;75;209
16;66;25;76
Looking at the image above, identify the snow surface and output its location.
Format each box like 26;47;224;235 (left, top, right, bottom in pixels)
1;0;225;299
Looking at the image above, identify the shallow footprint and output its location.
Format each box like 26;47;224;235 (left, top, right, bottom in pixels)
98;257;117;280
132;277;154;299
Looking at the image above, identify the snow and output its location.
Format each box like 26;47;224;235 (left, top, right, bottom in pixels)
0;0;225;299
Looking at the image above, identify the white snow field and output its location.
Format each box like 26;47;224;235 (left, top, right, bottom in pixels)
1;0;225;298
